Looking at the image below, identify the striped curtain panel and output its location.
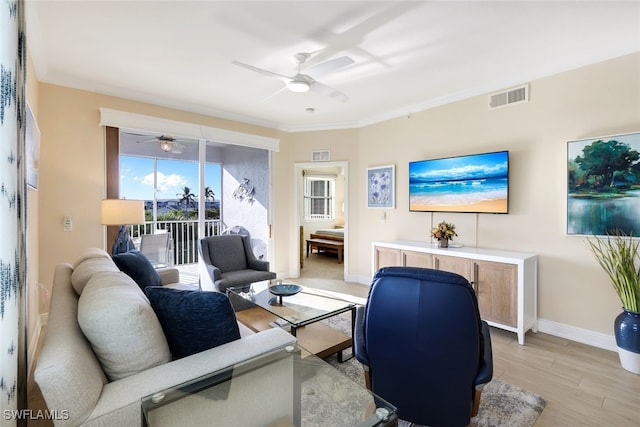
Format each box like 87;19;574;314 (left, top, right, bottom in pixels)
1;0;27;425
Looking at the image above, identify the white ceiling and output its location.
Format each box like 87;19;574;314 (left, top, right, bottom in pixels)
26;1;640;132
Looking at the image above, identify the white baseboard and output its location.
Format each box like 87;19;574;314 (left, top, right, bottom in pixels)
346;274;371;285
289;272;618;352
351;275;617;352
536;318;616;351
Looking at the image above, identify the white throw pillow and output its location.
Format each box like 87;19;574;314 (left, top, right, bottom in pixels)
78;271;171;381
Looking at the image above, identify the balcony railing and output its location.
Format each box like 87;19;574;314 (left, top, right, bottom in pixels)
129;219;225;265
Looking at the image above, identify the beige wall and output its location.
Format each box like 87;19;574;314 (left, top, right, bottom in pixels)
32;52;640;352
352;53;640;336
35;84;278;307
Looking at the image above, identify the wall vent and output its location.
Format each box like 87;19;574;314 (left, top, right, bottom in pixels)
489;84;529;109
311;150;330;162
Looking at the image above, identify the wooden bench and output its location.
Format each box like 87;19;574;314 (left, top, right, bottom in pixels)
306;238;345;264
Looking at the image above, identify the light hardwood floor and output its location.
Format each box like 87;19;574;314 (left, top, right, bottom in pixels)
300;253;640;426
28;254;640;426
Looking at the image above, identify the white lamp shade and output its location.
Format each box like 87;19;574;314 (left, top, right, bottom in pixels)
101;199;145;225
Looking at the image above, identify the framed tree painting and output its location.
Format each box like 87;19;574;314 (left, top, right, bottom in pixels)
367;165;395;208
567;131;640;235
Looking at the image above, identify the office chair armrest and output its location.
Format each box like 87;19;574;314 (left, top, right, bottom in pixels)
475;320;493;386
353;305;370;367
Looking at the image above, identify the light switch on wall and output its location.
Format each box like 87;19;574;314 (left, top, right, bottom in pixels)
63;216;72;232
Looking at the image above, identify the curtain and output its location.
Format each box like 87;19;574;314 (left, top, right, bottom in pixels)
1;0;27;425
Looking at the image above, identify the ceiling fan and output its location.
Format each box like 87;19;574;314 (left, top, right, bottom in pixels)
124;132;189;153
232;52;354;102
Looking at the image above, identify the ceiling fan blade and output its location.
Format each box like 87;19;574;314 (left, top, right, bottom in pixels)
262;84;289;102
232;60;292;81
306;56;354;78
311;81;349;103
136;137;157;144
122;131;153;137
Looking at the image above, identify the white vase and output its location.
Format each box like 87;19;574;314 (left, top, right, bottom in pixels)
614;309;640;375
618;346;640;374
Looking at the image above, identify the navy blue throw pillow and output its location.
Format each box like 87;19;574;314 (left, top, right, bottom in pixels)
112;250;161;291
144;287;241;359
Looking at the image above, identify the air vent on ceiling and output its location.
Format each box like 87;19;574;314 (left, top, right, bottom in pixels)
489;84;529;110
312;150;330;162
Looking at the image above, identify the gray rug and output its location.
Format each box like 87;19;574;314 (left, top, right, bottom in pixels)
322;315;546;427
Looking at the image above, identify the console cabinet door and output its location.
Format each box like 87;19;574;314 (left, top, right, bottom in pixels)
374;247;402;270
473;260;517;327
433;254;472;282
402;250;433;268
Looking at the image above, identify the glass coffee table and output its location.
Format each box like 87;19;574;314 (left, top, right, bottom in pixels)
228;281;356;362
141;344;397;427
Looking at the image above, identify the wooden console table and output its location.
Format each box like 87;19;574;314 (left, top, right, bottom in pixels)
372;240;538;345
306;238;345;264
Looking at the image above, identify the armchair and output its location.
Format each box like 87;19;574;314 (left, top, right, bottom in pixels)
354;266;493;427
198;234;276;293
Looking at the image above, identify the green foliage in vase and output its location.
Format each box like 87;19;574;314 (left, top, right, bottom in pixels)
588;231;640;313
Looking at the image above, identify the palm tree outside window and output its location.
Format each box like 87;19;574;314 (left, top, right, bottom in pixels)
304;176;335;220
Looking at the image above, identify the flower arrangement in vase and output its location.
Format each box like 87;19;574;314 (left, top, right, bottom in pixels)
431;221;457;248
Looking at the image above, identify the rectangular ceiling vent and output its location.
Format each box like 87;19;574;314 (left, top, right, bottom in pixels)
311;150;330;162
489;84;529;110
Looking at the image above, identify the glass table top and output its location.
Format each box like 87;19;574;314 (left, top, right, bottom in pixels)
141;343;397;427
228;280;356;328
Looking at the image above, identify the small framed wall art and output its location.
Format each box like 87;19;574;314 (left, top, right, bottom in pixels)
367;164;395;208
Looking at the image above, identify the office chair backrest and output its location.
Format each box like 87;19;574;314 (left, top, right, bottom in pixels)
363;266;482;426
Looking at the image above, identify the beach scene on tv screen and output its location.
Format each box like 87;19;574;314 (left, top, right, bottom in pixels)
409;151;509;213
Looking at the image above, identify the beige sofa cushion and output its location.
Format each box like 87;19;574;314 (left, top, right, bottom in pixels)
78;271;171;381
72;255;119;295
72;247;111;268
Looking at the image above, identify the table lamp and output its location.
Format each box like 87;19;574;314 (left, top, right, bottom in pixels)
101;199;145;255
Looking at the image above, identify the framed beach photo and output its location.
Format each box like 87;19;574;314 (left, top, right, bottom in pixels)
567;130;640;236
367;165;395;208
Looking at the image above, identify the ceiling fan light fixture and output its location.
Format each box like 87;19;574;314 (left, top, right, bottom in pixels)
288;79;310;93
159;140;174;152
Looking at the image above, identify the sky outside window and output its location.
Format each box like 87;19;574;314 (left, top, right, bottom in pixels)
120;155;221;201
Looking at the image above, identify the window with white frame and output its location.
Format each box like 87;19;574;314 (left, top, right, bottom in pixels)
304;175;335;220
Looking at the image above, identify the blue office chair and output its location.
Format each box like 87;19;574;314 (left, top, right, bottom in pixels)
354;267;493;427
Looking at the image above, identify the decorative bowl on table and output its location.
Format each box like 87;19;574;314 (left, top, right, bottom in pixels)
269;282;303;297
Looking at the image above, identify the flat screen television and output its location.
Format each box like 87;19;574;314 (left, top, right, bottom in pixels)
409;150;509;213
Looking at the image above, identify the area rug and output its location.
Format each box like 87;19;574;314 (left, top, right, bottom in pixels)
322;315;546;427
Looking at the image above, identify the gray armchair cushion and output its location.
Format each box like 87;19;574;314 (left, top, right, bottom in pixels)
204;235;249;272
199;235;276;292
